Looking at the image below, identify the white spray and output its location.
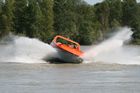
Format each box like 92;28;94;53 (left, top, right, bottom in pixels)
0;27;140;65
82;27;140;65
0;35;57;63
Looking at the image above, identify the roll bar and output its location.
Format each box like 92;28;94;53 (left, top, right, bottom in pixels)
53;35;81;50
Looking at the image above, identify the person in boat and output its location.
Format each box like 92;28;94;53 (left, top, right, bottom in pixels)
68;44;77;49
57;39;78;49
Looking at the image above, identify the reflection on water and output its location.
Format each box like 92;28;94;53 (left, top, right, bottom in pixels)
0;63;140;93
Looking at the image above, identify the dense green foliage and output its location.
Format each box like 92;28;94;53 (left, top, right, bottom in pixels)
0;0;140;45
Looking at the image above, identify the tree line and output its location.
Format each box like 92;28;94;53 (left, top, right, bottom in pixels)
0;0;140;45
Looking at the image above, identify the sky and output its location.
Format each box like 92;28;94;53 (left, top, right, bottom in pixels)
85;0;103;5
85;0;140;5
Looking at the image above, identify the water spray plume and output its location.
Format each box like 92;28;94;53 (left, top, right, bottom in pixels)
82;27;140;65
0;35;57;63
0;27;140;65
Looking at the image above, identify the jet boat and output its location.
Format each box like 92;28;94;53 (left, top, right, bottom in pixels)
50;35;84;63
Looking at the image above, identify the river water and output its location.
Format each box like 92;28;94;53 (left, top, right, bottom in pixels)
0;63;140;93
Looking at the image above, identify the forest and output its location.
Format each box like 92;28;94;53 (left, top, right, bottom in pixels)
0;0;140;45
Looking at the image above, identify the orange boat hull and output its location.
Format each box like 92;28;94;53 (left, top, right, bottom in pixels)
56;43;83;57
